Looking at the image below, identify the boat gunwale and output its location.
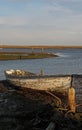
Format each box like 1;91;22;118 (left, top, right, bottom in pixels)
5;74;72;79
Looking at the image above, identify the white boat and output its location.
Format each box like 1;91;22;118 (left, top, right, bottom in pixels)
4;69;82;112
4;69;72;92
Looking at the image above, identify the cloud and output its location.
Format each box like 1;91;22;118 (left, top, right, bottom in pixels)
1;0;82;4
0;0;82;45
0;16;31;26
59;0;82;2
45;3;73;15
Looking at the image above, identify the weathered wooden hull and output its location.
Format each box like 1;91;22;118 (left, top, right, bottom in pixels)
5;74;71;92
4;70;82;112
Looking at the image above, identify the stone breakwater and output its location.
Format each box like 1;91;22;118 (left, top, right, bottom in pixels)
6;74;82;112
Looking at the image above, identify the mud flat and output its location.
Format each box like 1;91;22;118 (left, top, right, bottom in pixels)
0;80;82;130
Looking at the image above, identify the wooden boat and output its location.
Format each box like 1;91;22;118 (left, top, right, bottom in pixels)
4;69;72;91
4;69;82;112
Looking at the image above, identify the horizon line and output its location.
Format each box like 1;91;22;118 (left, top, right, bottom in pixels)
0;45;82;49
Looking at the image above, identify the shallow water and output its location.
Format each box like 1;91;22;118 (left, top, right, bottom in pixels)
0;48;82;80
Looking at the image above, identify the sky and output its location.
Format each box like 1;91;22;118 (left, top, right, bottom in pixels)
0;0;82;46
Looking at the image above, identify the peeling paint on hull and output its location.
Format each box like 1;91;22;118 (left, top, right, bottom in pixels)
5;71;82;112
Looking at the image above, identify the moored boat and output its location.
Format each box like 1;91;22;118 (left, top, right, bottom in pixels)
4;69;82;112
4;69;72;92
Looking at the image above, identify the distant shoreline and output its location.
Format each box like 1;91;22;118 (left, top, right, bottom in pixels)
0;45;82;49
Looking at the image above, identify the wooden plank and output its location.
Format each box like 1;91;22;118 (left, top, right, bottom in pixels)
73;75;82;112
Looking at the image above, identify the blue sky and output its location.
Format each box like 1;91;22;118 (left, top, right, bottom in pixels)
0;0;82;46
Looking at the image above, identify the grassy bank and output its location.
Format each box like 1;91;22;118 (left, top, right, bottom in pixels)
1;45;82;49
0;52;58;60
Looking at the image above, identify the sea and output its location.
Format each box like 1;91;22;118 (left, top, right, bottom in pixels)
0;48;82;80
